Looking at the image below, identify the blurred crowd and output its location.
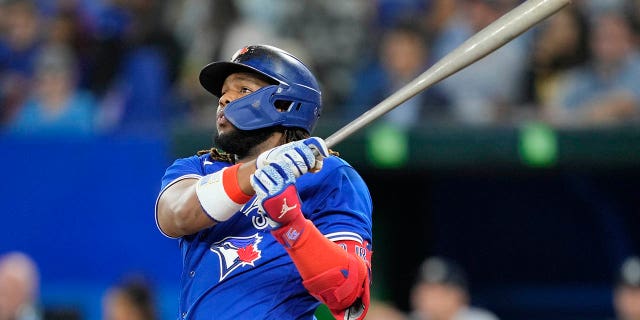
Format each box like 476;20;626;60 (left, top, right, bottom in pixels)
1;0;640;138
365;255;640;320
0;251;158;320
3;251;640;320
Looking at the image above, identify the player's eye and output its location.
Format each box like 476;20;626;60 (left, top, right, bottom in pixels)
240;87;253;94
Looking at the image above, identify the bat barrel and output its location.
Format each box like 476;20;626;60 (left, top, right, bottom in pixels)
324;0;571;149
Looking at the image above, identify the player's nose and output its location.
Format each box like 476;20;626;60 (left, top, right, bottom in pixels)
218;96;231;108
218;91;240;108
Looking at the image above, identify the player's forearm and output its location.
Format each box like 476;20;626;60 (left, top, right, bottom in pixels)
237;161;258;196
277;220;371;318
157;179;216;237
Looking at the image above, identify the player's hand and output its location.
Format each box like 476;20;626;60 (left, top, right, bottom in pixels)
250;162;303;228
256;137;329;177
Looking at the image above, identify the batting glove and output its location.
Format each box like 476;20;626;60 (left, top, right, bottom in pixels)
251;162;308;247
256;137;329;177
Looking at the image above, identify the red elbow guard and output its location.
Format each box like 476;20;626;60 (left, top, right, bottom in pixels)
302;253;371;319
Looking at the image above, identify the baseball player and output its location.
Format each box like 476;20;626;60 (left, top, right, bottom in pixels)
155;45;373;320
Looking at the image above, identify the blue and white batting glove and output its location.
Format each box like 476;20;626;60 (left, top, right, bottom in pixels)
251;162;301;227
256;137;329;177
251;162;309;247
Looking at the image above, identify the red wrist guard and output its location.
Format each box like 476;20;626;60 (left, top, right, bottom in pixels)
262;184;308;247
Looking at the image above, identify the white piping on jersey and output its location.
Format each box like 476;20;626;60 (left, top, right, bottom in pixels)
325;231;364;244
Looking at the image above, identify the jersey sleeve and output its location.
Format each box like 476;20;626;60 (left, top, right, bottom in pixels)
159;155;206;191
155;155;207;238
298;157;373;245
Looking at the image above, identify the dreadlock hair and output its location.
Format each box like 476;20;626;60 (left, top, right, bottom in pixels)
197;127;338;163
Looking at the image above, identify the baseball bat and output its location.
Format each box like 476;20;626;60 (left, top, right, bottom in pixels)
324;0;571;149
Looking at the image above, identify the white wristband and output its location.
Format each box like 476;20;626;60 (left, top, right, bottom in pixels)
195;168;243;222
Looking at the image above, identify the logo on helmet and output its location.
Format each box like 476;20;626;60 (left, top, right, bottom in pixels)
231;47;250;61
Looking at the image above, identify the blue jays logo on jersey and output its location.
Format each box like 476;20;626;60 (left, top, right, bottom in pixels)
210;233;263;281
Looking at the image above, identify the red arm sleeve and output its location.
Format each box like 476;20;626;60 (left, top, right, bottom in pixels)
272;219;372;319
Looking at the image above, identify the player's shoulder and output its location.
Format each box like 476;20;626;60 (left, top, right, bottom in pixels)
168;152;231;174
323;155;355;170
317;155;360;176
301;155;365;186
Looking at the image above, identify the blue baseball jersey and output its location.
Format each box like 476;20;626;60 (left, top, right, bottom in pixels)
155;154;373;320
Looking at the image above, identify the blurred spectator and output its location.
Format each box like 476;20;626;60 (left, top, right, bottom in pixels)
365;299;408;320
125;0;182;85
86;0;130;100
93;0;182;134
0;252;41;320
0;0;42;75
434;0;529;125
6;44;97;137
627;0;640;45
579;0;627;20
165;0;218;129
169;0;291;130
522;6;590;113
0;0;43;125
43;2;94;90
168;0;243;74
409;257;498;320
221;1;295;61
102;275;157;320
347;18;450;127
422;0;459;36
613;256;640;320
275;0;371;113
373;0;429;29
550;10;640;126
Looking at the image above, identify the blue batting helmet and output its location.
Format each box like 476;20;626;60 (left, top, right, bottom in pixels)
199;45;322;133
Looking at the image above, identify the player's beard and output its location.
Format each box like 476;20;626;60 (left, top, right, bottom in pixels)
214;126;280;159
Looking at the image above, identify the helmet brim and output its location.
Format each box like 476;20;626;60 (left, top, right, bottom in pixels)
199;61;276;98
